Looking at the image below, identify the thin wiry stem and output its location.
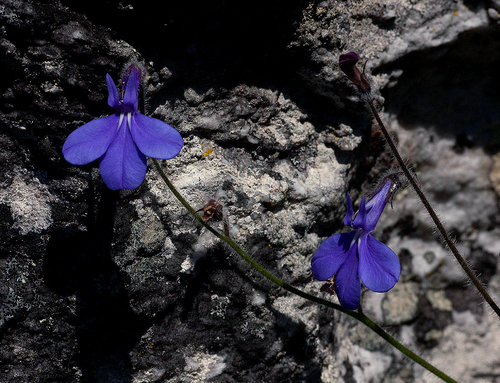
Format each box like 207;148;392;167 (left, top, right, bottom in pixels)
363;93;500;318
153;158;458;383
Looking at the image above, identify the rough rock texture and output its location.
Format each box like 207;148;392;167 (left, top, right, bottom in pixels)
1;0;499;382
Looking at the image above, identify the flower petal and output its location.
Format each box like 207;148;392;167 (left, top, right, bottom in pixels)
353;196;368;230
334;247;361;310
106;74;120;109
130;113;183;159
365;180;391;230
99;119;147;190
358;234;400;292
62;114;119;165
123;69;139;111
343;192;354;227
311;231;356;281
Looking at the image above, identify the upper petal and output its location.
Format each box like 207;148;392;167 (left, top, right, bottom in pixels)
130;113;183;159
343;192;354;227
334;246;361;310
123;69;139;111
62;114;119;165
365;180;391;230
311;231;356;281
99;119;147;190
358;234;400;292
106;74;120;110
352;196;368;230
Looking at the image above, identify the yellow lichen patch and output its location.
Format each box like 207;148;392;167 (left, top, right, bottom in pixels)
202;148;213;156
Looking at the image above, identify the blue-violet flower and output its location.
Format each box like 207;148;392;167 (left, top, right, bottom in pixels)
63;68;183;190
311;180;401;310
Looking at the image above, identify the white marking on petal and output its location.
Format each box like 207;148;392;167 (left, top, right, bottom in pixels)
350;229;364;249
118;113;125;131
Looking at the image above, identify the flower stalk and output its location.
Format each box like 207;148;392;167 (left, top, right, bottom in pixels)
153;158;458;383
338;52;500;319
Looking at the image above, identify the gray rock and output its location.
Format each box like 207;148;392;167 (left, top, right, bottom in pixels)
1;0;499;382
382;282;420;325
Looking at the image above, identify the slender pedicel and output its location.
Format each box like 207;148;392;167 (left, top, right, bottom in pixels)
153;159;457;383
339;51;500;318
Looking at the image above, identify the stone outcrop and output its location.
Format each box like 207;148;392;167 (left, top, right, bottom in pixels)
1;0;499;382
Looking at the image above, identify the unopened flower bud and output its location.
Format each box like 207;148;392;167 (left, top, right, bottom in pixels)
339;52;371;94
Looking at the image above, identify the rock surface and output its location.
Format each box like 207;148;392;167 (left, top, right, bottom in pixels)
1;0;499;382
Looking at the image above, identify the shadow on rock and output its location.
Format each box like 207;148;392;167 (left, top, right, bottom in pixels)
44;189;144;382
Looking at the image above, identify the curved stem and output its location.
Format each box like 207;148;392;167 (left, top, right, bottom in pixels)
364;95;500;319
153;158;458;383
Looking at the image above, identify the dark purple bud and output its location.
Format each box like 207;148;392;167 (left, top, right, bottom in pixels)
339;52;359;67
339;52;371;93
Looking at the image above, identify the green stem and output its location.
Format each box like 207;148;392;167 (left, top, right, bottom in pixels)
364;95;500;319
153;158;458;383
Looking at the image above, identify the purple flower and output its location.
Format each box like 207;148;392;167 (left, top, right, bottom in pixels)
62;68;183;190
311;181;401;310
339;52;371;93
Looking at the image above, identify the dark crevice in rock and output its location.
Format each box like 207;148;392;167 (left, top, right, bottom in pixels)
376;24;500;150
